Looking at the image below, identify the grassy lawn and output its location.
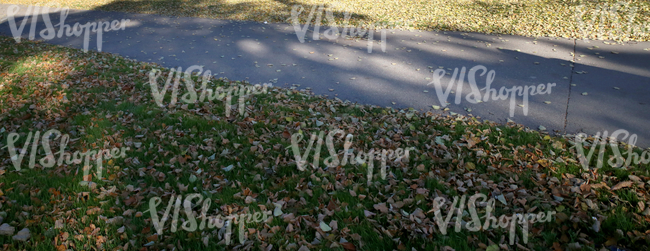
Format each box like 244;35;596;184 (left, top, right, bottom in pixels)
0;36;649;250
4;0;650;41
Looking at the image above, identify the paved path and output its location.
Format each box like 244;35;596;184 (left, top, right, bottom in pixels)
2;4;649;147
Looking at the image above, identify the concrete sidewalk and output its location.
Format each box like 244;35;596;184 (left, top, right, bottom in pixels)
2;4;649;147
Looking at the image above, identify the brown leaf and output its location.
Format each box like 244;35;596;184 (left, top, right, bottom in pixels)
628;175;642;183
283;213;295;223
329;220;338;231
124;196;138;206
590;182;610;190
146;234;158;242
282;130;291;139
341;242;356;251
86;207;102;215
373;203;389;213
19;113;31;120
611;181;633;191
327;200;337;211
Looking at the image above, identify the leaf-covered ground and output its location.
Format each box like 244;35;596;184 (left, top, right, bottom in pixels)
0;36;650;251
5;0;650;41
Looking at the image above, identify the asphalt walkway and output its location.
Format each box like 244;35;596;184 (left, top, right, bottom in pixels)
2;4;649;147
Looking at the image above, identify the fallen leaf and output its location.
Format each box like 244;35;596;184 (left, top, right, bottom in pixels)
611;181;633;191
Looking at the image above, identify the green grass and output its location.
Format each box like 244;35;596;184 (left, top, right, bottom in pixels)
0;36;649;250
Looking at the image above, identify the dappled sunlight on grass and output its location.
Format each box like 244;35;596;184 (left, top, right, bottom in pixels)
4;0;650;41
